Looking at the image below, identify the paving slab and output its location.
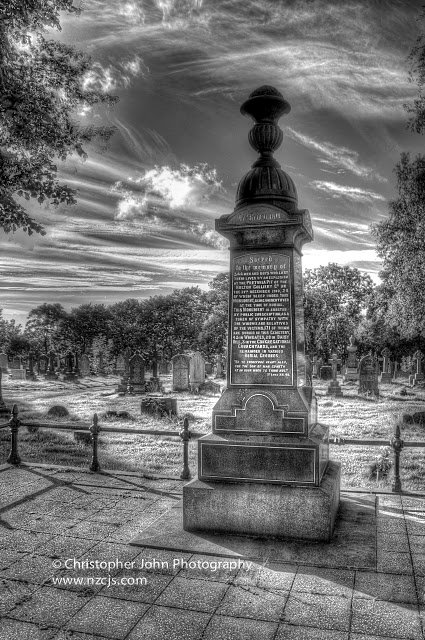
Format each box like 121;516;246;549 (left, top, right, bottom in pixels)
1;464;425;640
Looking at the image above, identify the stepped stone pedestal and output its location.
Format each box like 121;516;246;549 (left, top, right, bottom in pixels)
183;86;340;542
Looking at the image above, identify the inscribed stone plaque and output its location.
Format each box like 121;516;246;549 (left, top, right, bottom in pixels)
230;252;293;386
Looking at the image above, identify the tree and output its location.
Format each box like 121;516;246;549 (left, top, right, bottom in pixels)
371;152;425;339
24;303;68;354
0;0;117;235
405;5;425;134
303;263;374;359
59;303;112;353
198;272;229;359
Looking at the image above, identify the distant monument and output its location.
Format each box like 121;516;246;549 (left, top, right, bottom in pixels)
172;354;190;391
327;353;343;397
183;86;339;541
343;336;359;381
380;347;392;384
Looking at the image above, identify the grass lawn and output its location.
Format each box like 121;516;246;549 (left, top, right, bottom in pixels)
1;374;424;492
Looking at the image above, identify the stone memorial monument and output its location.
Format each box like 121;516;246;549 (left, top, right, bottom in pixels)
38;354;48;375
380;347;392;384
26;353;37;380
189;351;205;392
117;349;131;393
358;353;379;397
115;353;126;375
183;86;339;542
343;335;359;381
172;354;190;391
327;353;343;396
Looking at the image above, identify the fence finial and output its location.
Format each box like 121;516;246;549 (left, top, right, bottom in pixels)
391;422;404;493
179;416;191;480
89;412;101;473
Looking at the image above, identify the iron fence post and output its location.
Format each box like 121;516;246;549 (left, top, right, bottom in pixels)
89;413;101;473
7;404;21;465
179;416;191;480
391;423;404;493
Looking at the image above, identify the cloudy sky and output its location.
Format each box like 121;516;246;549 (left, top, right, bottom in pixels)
2;0;425;325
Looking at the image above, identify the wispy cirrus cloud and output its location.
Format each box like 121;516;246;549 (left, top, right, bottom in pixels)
285;128;387;182
311;180;386;203
81;54;148;94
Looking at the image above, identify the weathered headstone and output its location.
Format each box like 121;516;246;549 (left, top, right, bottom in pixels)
129;353;145;394
63;352;78;382
80;354;90;377
189;351;205;392
12;356;21;370
410;350;424;386
327;353;343;396
358;353;379;397
319;365;332;380
158;360;168;375
343;335;359;381
0;353;8;373
380;347;392;383
172;354;190;391
38;355;48;375
215;354;224;378
116;353;126;374
45;351;58;380
183;86;339;542
26;353;37;380
205;362;213;376
117;349;131;393
10;369;26;380
96;352;105;375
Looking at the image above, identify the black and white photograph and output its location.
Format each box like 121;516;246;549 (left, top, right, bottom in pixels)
1;1;425;638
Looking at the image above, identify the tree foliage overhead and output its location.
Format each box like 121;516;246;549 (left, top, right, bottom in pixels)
406;5;425;134
0;0;117;235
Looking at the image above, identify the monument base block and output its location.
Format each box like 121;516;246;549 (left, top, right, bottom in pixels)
327;381;343;397
380;373;392;384
183;461;340;542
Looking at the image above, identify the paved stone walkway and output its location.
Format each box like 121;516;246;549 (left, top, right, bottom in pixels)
0;463;424;640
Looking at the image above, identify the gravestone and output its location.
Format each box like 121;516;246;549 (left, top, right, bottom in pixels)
343;335;359;381
205;362;213;376
10;369;26;380
117;349;131;393
116;353;126;374
215;355;224;378
26;353;37;381
327;353;343;397
45;351;58;380
158;359;168;375
12;356;21;369
172;354;190;391
410;350;424;386
38;355;48;375
80;354;90;377
319;365;332;380
380;347;392;383
0;369;9;418
0;353;8;373
63;352;78;382
96;352;105;375
129;353;145;394
189;351;205;392
358;353;379;397
183;86;339;542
